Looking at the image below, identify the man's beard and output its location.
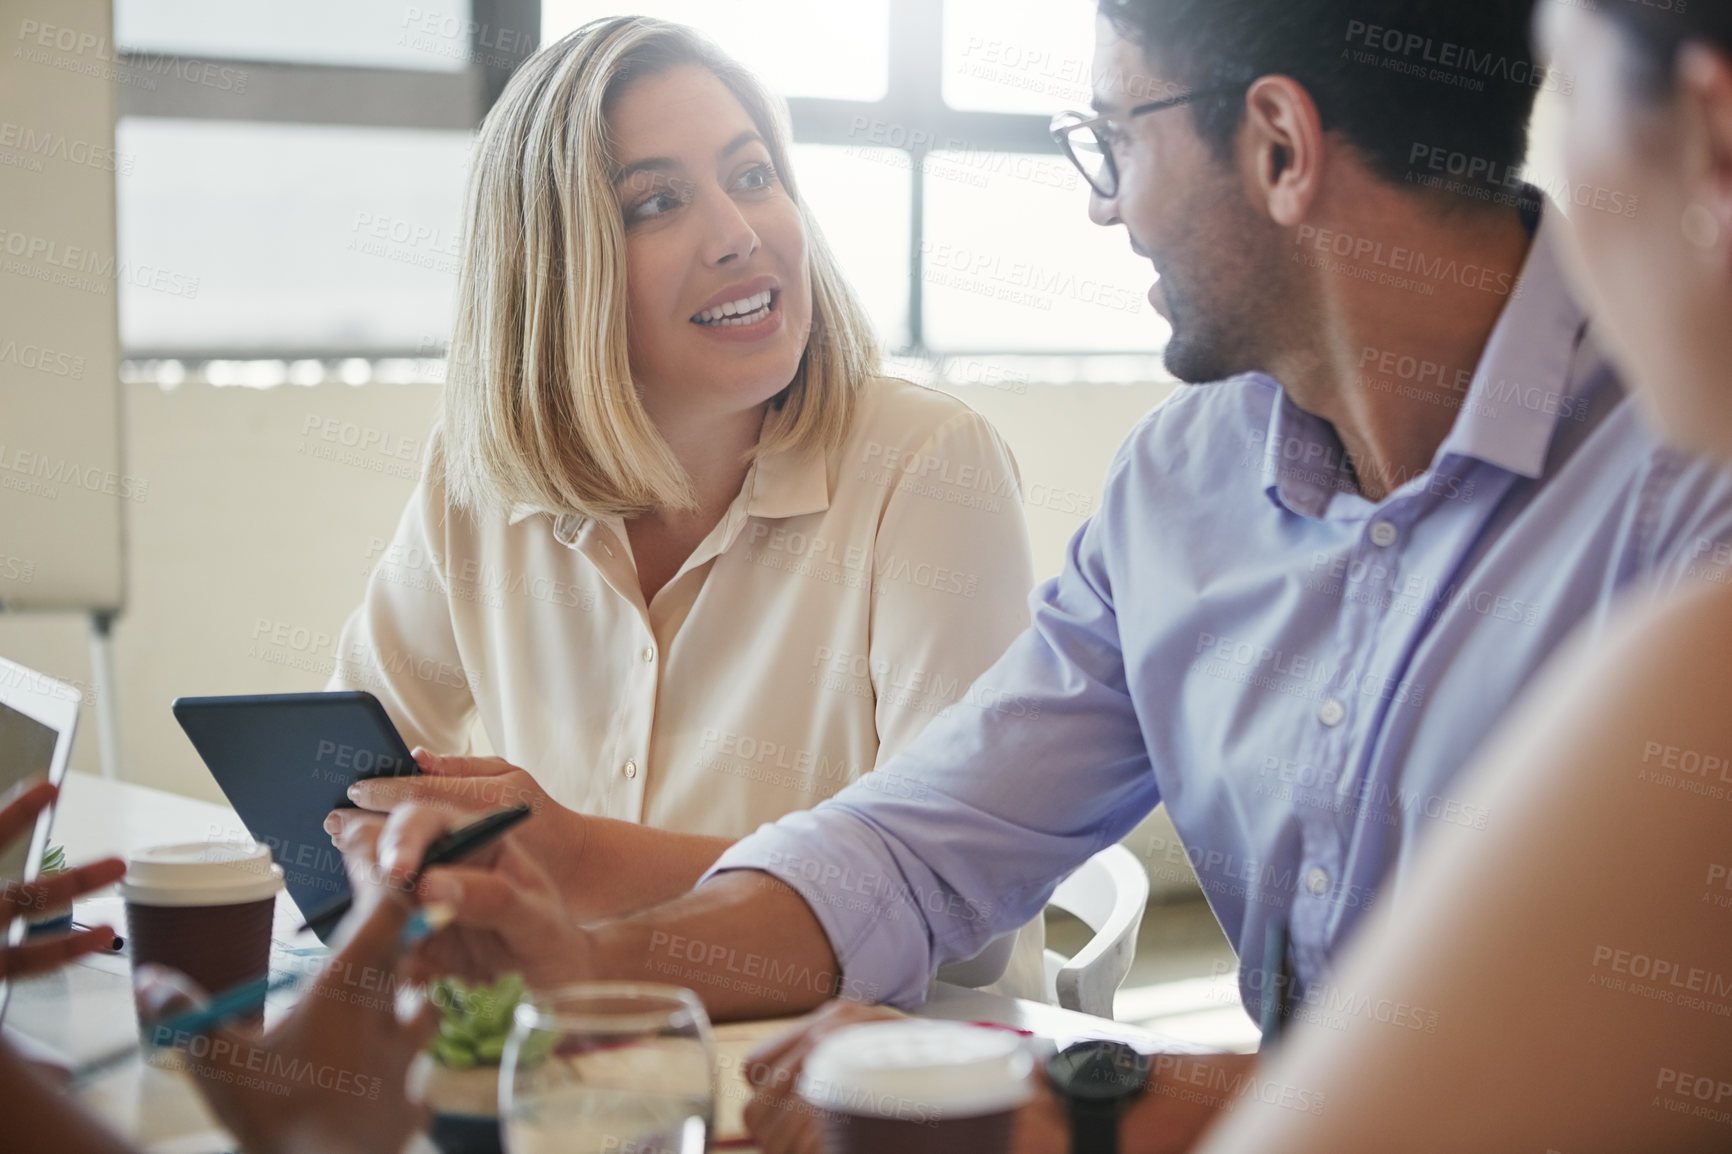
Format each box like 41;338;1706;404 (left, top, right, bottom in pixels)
1158;265;1257;385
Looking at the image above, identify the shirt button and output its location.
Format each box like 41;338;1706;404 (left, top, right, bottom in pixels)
641;647;655;663
1306;867;1331;896
1318;698;1347;727
1369;521;1399;548
623;760;638;779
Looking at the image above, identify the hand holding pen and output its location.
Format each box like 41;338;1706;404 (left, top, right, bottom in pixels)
74;806;532;1087
132;892;440;1154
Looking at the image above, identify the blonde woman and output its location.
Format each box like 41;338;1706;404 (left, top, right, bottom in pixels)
324;17;1046;1000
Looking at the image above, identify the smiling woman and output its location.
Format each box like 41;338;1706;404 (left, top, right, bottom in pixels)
326;17;1049;1003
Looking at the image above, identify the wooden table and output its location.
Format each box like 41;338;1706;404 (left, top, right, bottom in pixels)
8;772;1197;1152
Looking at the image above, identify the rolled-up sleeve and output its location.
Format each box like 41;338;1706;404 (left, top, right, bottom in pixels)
705;444;1162;1008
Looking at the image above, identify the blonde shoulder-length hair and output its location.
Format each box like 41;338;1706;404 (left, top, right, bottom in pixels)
440;16;882;520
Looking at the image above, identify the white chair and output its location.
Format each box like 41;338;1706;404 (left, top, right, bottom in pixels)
1042;844;1150;1018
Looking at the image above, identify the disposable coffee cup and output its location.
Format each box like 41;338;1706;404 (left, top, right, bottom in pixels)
121;841;284;1041
798;1020;1034;1154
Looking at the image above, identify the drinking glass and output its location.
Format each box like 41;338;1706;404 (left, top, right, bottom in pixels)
499;983;714;1154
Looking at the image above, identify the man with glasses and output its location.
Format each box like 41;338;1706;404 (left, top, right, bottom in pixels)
360;1;1732;1150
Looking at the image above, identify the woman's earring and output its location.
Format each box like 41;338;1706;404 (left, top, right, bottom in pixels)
1682;202;1722;250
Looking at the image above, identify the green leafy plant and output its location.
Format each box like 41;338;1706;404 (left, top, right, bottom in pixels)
427;973;554;1070
39;844;66;874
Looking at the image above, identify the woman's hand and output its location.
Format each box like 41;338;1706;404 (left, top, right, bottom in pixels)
329;750;587;894
335;801;595;990
136;892;439;1154
0;779;125;982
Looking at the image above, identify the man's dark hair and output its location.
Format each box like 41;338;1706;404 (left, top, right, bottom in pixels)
1097;0;1541;189
1599;1;1732;96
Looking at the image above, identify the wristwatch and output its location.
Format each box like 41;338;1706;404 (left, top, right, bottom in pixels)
1045;1039;1151;1154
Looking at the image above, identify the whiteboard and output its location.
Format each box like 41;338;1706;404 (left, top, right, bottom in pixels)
0;0;126;613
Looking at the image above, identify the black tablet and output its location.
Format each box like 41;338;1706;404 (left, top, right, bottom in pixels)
171;691;420;935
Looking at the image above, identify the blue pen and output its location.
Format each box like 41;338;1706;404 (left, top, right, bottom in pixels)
71;902;454;1089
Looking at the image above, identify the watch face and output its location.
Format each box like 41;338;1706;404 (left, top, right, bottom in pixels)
1047;1041;1150;1103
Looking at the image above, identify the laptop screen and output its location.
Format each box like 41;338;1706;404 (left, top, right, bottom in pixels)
0;700;60;883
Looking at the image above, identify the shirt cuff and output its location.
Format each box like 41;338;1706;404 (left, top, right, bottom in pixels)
702;808;937;1009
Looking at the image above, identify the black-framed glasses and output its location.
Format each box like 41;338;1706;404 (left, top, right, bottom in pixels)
1050;84;1248;199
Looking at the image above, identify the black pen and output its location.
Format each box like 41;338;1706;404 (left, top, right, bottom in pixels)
71;922;124;951
299;804;533;936
1258;915;1292;1046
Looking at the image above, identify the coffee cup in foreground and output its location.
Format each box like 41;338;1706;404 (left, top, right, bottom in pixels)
798;1019;1034;1154
121;841;284;1040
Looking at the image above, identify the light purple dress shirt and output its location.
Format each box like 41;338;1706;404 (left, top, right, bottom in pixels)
705;207;1732;1017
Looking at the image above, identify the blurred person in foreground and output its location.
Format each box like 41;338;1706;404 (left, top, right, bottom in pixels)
0;778;438;1154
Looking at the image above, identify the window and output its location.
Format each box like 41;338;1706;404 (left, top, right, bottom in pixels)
923;150;1164;352
788;144;912;350
117;120;472;357
116;0;1166;375
542;1;890;101
942;0;1099;115
115;0;474;72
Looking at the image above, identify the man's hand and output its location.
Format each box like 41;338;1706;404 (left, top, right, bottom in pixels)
335;800;594;989
0;779;125;982
136;893;439;1154
742;1000;907;1154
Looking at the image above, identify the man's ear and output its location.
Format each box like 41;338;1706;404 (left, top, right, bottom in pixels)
1678;43;1732;265
1239;76;1325;227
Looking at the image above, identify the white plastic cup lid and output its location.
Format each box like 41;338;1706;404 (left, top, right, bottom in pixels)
798;1020;1034;1121
120;842;285;907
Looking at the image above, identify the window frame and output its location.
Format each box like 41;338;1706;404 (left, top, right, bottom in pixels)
118;0;1140;362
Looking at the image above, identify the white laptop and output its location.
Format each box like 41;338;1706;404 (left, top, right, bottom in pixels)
0;655;81;1022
